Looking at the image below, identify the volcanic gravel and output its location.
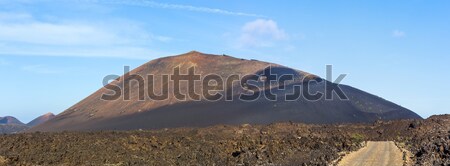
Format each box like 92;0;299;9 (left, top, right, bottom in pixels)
0;115;448;166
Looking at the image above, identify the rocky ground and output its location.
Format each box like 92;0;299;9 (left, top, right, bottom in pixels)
0;115;448;166
400;115;449;165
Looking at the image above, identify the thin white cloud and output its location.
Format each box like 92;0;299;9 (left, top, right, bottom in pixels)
0;12;173;59
21;65;62;74
237;19;288;48
0;13;161;46
0;22;125;46
392;30;406;38
92;0;264;17
0;46;173;59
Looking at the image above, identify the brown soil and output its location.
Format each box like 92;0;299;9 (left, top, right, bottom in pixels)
0;115;448;166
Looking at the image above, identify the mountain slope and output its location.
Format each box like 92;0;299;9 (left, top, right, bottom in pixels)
1;113;56;134
30;51;421;131
27;113;55;127
0;124;29;134
0;116;24;125
0;116;28;134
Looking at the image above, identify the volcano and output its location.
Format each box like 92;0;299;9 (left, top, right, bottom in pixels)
30;51;421;132
0;116;24;125
27;113;55;127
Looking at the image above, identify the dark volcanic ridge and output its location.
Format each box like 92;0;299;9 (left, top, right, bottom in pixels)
31;51;421;132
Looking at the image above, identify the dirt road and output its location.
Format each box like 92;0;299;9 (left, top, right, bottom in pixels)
338;141;404;166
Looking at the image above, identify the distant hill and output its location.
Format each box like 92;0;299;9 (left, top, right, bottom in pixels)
30;51;421;132
0;116;24;125
0;116;27;134
1;113;55;134
27;113;55;127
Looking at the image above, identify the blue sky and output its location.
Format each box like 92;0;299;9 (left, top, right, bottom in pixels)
0;0;449;122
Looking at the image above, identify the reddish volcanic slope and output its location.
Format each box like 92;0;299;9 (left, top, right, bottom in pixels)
30;51;421;132
27;113;55;127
